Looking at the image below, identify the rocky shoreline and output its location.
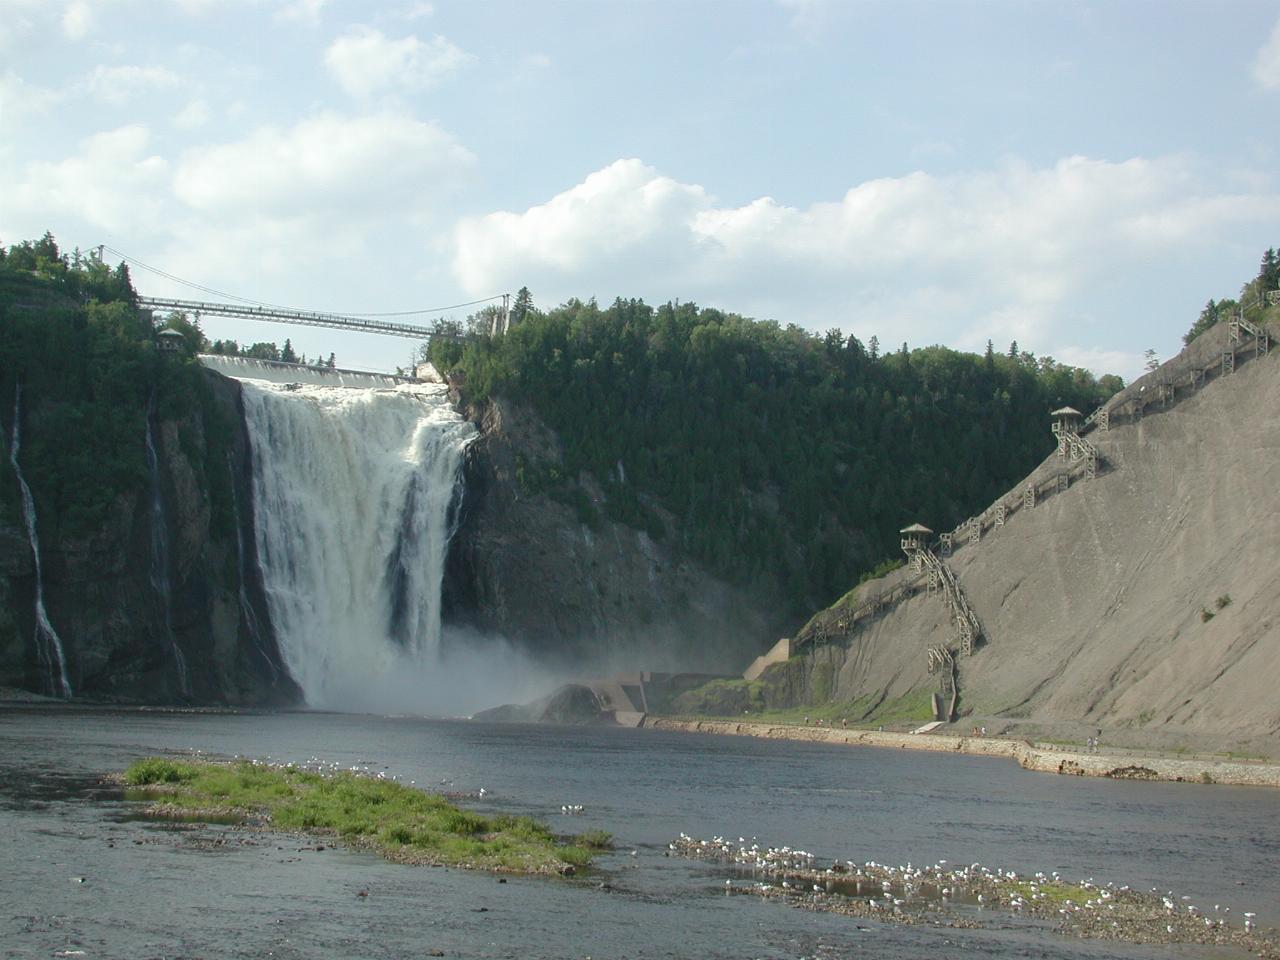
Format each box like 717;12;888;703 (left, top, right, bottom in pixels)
643;718;1280;788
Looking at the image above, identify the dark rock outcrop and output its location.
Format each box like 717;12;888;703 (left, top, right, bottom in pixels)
0;370;297;705
441;395;794;676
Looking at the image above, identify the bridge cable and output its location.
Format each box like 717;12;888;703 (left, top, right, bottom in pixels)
100;244;506;317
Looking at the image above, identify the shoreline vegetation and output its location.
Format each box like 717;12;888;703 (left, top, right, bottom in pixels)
642;718;1280;788
121;757;608;874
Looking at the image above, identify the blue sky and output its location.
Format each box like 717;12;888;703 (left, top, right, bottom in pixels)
2;1;1278;379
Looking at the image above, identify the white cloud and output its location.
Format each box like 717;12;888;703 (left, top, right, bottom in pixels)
324;26;471;98
777;0;831;41
401;1;434;19
0;70;62;123
0;0;40;49
454;159;710;291
173;111;474;217
85;64;181;106
173;98;210;129
4;124;169;234
1253;19;1280;90
277;0;326;25
153;111;477;322
62;1;92;40
1055;346;1142;377
452;156;1280;372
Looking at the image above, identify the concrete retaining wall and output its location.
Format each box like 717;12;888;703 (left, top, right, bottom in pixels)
642;718;1280;788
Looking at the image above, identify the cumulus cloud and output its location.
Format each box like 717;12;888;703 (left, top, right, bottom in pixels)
456;160;709;289
4;124;169;234
452;156;1280;372
85;64;181;106
276;0;326;25
173;111;474;217
173;98;210;129
0;0;40;49
324;26;471;98
0;70;62;123
62;1;92;40
401;1;434;19
1253;19;1280;90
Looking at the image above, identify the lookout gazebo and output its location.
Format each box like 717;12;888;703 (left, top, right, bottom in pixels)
1050;406;1082;438
900;522;933;556
157;329;185;354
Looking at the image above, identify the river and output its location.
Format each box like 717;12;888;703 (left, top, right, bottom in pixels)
1;705;1275;959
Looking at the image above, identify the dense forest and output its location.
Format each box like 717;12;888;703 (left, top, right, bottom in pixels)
431;292;1124;613
0;233;232;542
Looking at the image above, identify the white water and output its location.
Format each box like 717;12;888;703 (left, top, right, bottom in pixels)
6;384;72;698
143;407;191;696
234;364;475;710
199;354;414;390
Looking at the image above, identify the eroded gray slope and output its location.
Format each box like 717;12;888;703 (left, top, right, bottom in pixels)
794;326;1279;744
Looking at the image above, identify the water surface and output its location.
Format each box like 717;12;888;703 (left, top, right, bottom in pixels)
1;705;1275;959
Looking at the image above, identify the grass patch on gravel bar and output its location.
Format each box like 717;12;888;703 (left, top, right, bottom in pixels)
123;757;607;874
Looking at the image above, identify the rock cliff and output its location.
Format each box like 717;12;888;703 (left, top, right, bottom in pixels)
0;371;297;704
441;395;794;674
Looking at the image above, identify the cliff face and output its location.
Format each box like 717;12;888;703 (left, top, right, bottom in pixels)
759;320;1280;752
0;370;297;704
441;395;793;675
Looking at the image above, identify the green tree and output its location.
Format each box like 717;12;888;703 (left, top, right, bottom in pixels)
244;342;281;361
162;313;206;355
511;286;534;326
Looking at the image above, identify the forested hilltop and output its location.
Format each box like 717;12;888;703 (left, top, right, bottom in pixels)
0;233;231;541
431;296;1122;614
1;232;294;702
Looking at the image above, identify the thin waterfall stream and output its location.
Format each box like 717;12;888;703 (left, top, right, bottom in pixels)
144;400;190;696
6;383;72;697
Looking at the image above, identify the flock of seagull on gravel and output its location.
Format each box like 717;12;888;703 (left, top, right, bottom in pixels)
668;832;1266;944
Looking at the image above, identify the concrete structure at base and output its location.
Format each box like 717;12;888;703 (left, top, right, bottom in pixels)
744;637;792;682
642;719;1280;788
580;672;729;725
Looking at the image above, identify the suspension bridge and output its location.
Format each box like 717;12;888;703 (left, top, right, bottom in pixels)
137;295;493;341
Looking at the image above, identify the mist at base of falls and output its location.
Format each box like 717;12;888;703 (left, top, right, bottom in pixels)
229;360;523;714
316;625;564;718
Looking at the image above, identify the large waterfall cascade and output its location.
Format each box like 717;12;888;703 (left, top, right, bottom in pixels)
226;359;475;710
144;401;191;696
6;384;72;697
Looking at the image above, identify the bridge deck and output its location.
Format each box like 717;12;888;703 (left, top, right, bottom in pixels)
140;296;444;340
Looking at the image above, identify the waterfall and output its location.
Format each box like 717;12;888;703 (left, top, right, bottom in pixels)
227;455;279;684
234;366;473;710
143;402;191;696
6;384;72;698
